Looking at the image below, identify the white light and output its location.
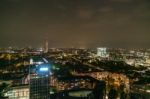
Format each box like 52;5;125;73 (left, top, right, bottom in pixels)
146;90;150;93
37;62;43;65
40;67;48;71
43;58;48;63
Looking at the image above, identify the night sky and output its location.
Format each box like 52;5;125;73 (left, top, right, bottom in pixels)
0;0;150;48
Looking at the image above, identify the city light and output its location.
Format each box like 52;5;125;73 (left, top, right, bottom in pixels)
39;67;49;71
1;0;150;98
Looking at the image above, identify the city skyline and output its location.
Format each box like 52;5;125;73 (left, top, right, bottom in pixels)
0;0;150;48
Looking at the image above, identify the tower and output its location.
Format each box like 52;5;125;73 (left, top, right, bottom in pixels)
29;62;50;99
44;40;49;53
97;47;109;58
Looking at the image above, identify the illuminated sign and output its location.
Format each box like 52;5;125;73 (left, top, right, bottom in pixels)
34;63;51;75
39;67;49;71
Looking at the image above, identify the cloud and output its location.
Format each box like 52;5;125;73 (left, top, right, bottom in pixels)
0;0;150;48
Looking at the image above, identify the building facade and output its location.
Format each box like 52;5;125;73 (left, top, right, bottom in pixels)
3;85;29;99
29;63;50;99
97;47;109;58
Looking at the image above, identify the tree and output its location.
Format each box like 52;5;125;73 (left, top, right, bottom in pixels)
0;83;8;99
93;82;106;99
108;88;117;99
119;84;127;99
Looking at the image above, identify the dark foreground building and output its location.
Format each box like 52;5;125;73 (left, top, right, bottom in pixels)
30;63;50;99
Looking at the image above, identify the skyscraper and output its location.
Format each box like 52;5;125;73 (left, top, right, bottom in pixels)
44;40;49;53
29;63;50;99
97;47;109;58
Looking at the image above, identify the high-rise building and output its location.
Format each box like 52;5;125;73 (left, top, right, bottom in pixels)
97;47;109;58
44;40;49;53
29;63;50;99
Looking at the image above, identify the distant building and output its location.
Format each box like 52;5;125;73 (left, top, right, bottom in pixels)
97;48;109;58
56;76;98;91
146;58;150;64
55;76;106;99
125;59;135;66
44;41;49;53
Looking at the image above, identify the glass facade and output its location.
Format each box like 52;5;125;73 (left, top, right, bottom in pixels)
29;63;50;99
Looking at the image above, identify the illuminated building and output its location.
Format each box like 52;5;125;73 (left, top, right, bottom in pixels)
3;85;29;99
44;40;49;53
97;47;109;58
29;63;50;99
56;76;98;91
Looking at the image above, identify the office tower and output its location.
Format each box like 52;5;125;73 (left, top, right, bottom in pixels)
97;47;109;58
44;40;49;53
29;63;50;99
